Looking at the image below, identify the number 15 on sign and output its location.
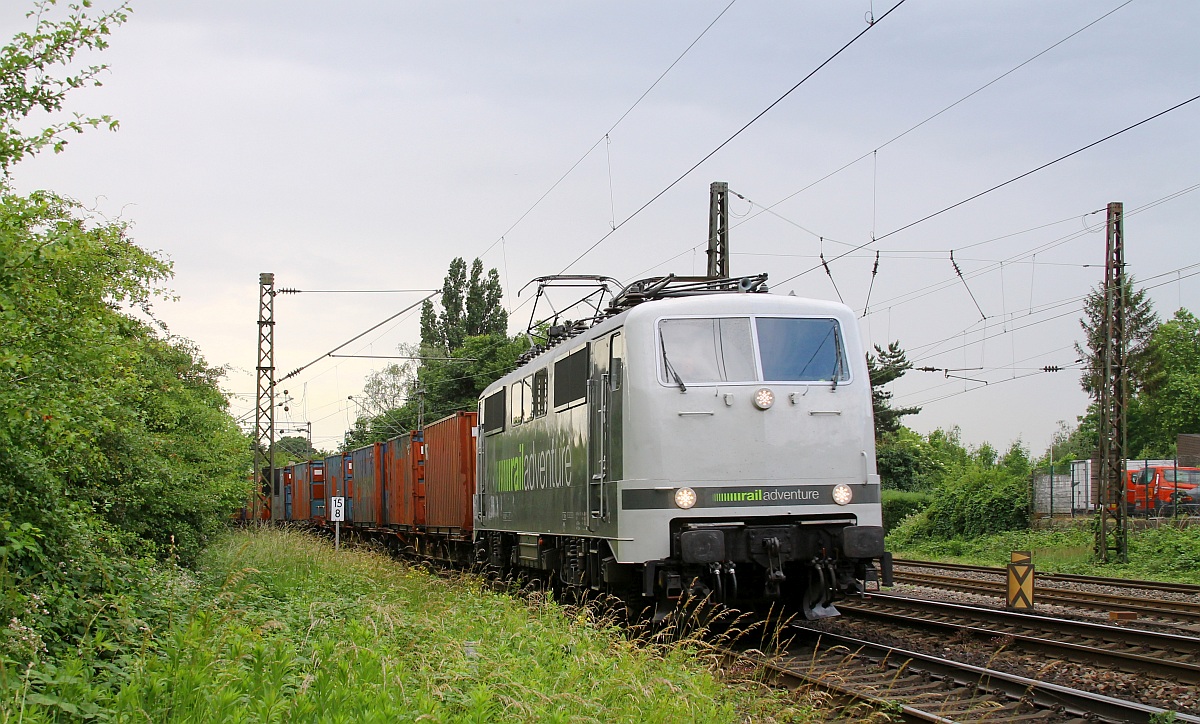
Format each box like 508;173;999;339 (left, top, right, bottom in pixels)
330;496;345;551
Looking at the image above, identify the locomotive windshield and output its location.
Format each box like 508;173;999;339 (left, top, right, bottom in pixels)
756;317;847;382
659;316;848;385
659;317;755;383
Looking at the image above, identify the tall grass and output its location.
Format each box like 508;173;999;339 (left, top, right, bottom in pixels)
4;527;820;722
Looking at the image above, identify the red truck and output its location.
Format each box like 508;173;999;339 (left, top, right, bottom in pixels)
1126;465;1200;515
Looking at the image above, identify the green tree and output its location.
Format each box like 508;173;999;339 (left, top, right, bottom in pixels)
999;440;1033;479
867;341;921;440
0;0;130;174
1035;419;1097;474
0;1;250;662
421;257;508;352
876;427;941;491
1136;308;1200;454
276;435;319;462
1;188;250;657
348;259;523;449
1074;277;1158;397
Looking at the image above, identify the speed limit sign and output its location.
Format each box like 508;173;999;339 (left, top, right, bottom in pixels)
330;496;345;522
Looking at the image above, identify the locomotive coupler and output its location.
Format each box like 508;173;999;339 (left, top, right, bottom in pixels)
763;537;786;581
763;537;786;597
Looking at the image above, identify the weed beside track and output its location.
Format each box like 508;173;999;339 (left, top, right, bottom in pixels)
3;526;822;722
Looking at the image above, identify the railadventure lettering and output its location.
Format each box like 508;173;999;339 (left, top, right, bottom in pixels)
493;443;574;492
712;488;820;502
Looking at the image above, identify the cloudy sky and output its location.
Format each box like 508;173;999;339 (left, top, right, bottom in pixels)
6;0;1198;454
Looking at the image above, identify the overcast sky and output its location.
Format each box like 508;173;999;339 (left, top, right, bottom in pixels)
6;0;1198;454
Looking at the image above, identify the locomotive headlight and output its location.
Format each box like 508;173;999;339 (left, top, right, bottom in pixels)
832;484;853;506
674;487;697;509
752;387;775;410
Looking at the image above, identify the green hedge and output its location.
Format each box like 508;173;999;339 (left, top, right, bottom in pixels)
887;468;1031;546
881;490;934;532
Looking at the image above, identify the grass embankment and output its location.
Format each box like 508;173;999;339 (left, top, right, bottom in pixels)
5;528;819;722
888;522;1200;584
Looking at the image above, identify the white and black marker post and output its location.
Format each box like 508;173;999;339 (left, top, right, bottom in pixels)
330;495;345;550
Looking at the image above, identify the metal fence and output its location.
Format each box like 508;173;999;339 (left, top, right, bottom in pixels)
1034;455;1200;518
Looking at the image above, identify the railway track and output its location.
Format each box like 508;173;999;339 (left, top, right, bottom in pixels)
730;627;1200;723
894;558;1200;596
893;568;1200;624
839;592;1200;683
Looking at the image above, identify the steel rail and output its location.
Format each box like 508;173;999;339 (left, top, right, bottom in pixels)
894;558;1200;595
840;593;1200;683
737;628;1200;723
895;569;1200;622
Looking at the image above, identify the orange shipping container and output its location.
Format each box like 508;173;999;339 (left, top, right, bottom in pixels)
350;443;383;527
423;411;477;534
382;433;421;529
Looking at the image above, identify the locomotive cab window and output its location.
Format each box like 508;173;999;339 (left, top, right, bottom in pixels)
659;317;755;384
756;317;848;382
658;315;849;386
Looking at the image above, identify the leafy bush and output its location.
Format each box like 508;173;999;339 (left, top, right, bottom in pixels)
1;190;249;663
885;467;1030;548
876;428;942;491
881;490;934;532
1127;525;1200;579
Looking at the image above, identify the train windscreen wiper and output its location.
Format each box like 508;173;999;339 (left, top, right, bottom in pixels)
661;339;687;392
831;324;843;391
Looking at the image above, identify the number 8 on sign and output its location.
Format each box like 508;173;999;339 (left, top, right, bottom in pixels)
330;496;345;522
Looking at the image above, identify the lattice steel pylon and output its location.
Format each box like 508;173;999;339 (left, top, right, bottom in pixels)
253;272;276;521
1095;203;1128;563
706;181;729;279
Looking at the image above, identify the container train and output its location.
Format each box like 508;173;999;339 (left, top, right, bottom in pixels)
265;274;892;619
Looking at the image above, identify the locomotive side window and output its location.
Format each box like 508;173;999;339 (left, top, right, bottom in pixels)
554;346;588;409
482;388;506;434
511;377;532;425
532;368;548;417
659;317;755;384
609;331;624;390
757;317;848;382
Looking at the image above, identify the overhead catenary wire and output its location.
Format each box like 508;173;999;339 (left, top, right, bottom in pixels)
861;251;880;318
727;1;1135;236
277;292;439;385
898;266;1200;387
554;0;909;276
819;244;844;303
328;354;476;361
860;184;1200;317
776;92;1200;289
863;260;1200;406
950;250;987;320
478;0;740;260
276;288;438;294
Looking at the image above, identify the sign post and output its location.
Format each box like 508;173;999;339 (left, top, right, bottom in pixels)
1006;550;1034;610
330;495;345;551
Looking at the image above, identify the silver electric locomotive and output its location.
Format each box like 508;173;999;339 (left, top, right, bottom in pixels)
474;275;890;618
